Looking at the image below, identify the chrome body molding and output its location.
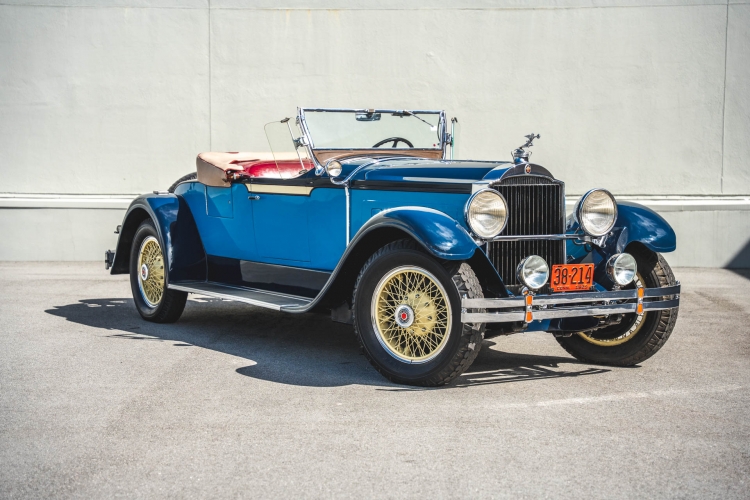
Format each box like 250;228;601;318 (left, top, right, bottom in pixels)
461;284;680;323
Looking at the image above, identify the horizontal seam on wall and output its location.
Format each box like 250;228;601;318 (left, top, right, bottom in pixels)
1;194;748;211
0;3;742;12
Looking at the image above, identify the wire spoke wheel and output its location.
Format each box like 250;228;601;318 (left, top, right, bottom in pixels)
577;273;646;346
370;266;451;363
137;236;165;307
555;249;678;367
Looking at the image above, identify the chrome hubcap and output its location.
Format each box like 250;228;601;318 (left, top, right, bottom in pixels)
394;304;415;328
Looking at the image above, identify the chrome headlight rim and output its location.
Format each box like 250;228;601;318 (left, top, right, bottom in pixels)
576;188;618;238
516;255;550;291
606;253;637;286
464;188;509;239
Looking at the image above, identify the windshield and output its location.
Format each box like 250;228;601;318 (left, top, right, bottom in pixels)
301;109;443;150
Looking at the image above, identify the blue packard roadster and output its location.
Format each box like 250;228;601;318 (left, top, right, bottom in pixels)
106;108;680;386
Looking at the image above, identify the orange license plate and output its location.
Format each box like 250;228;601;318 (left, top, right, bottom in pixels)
551;264;594;292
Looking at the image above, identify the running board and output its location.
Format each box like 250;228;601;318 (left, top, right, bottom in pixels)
168;282;312;312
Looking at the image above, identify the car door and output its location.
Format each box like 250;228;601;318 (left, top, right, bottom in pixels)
247;180;312;263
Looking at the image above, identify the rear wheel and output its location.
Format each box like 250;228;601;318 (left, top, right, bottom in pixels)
555;248;678;366
129;220;187;323
168;172;197;193
352;240;485;386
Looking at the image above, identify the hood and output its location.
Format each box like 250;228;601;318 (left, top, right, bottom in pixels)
337;157;553;190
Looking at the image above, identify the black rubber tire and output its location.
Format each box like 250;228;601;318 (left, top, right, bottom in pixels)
168;172;197;193
352;239;486;386
129;220;187;323
555;248;679;366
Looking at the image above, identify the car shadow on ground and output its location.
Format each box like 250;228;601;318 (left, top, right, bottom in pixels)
45;298;608;389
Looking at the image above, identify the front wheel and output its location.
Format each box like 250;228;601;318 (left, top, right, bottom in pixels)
352;240;485;386
555;248;679;366
129;220;187;323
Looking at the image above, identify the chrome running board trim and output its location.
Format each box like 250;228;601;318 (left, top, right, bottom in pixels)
169;282;312;312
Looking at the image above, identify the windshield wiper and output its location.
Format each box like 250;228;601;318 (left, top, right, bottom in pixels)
392;110;436;129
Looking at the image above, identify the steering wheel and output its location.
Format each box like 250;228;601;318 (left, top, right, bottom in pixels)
372;137;414;148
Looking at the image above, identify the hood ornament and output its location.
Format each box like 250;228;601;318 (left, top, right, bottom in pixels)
512;133;540;165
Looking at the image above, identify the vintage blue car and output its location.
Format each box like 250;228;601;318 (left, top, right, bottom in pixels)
106;108;680;386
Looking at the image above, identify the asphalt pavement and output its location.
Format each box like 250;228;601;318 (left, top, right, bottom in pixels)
0;262;748;498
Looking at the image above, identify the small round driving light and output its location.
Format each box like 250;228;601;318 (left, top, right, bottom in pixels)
326;160;342;178
576;189;617;237
517;255;549;291
606;253;637;286
465;189;508;239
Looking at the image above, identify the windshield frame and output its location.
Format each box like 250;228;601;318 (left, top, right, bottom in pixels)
297;108;448;168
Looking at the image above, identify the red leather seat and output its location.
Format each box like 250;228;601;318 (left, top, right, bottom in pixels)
196;152;312;186
232;159;313;178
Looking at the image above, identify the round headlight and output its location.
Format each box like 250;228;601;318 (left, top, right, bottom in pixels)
466;189;508;239
517;255;549;291
576;189;617;237
326;160;342;178
606;253;637;286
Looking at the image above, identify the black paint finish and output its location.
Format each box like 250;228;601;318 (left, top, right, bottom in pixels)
204;256;331;298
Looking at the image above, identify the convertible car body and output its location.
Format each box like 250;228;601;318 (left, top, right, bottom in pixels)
106;108;680;386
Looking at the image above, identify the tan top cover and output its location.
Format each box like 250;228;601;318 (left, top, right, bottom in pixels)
196;152;299;187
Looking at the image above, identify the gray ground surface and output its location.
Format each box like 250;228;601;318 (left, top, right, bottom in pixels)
0;263;748;499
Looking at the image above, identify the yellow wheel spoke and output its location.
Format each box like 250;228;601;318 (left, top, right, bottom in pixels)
372;267;452;363
137;236;165;307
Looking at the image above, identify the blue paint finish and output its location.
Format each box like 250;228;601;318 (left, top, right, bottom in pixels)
181;178;477;272
361;165;497;183
110;190;206;282
182;182;238;258
252;190;311;262
565;238;589;264
337;157;504;185
567;201;676;261
608;202;677;253
144;193;209;283
351;189;471;235
353;207;479;260
206;186;233;218
307;187;347;270
565;201;677;290
525;320;552;332
180;182;347;271
140;195;180;269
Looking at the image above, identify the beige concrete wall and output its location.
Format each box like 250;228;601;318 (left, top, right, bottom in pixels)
0;1;748;265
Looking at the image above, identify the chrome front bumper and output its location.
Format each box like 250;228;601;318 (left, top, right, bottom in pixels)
460;284;680;324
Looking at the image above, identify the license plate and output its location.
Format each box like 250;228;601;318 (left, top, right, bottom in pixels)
551;264;594;292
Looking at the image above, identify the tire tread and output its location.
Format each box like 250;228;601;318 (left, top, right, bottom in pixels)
130;220;187;323
352;240;485;386
556;251;678;366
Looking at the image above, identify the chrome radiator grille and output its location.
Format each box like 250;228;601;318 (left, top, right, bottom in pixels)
487;176;566;293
